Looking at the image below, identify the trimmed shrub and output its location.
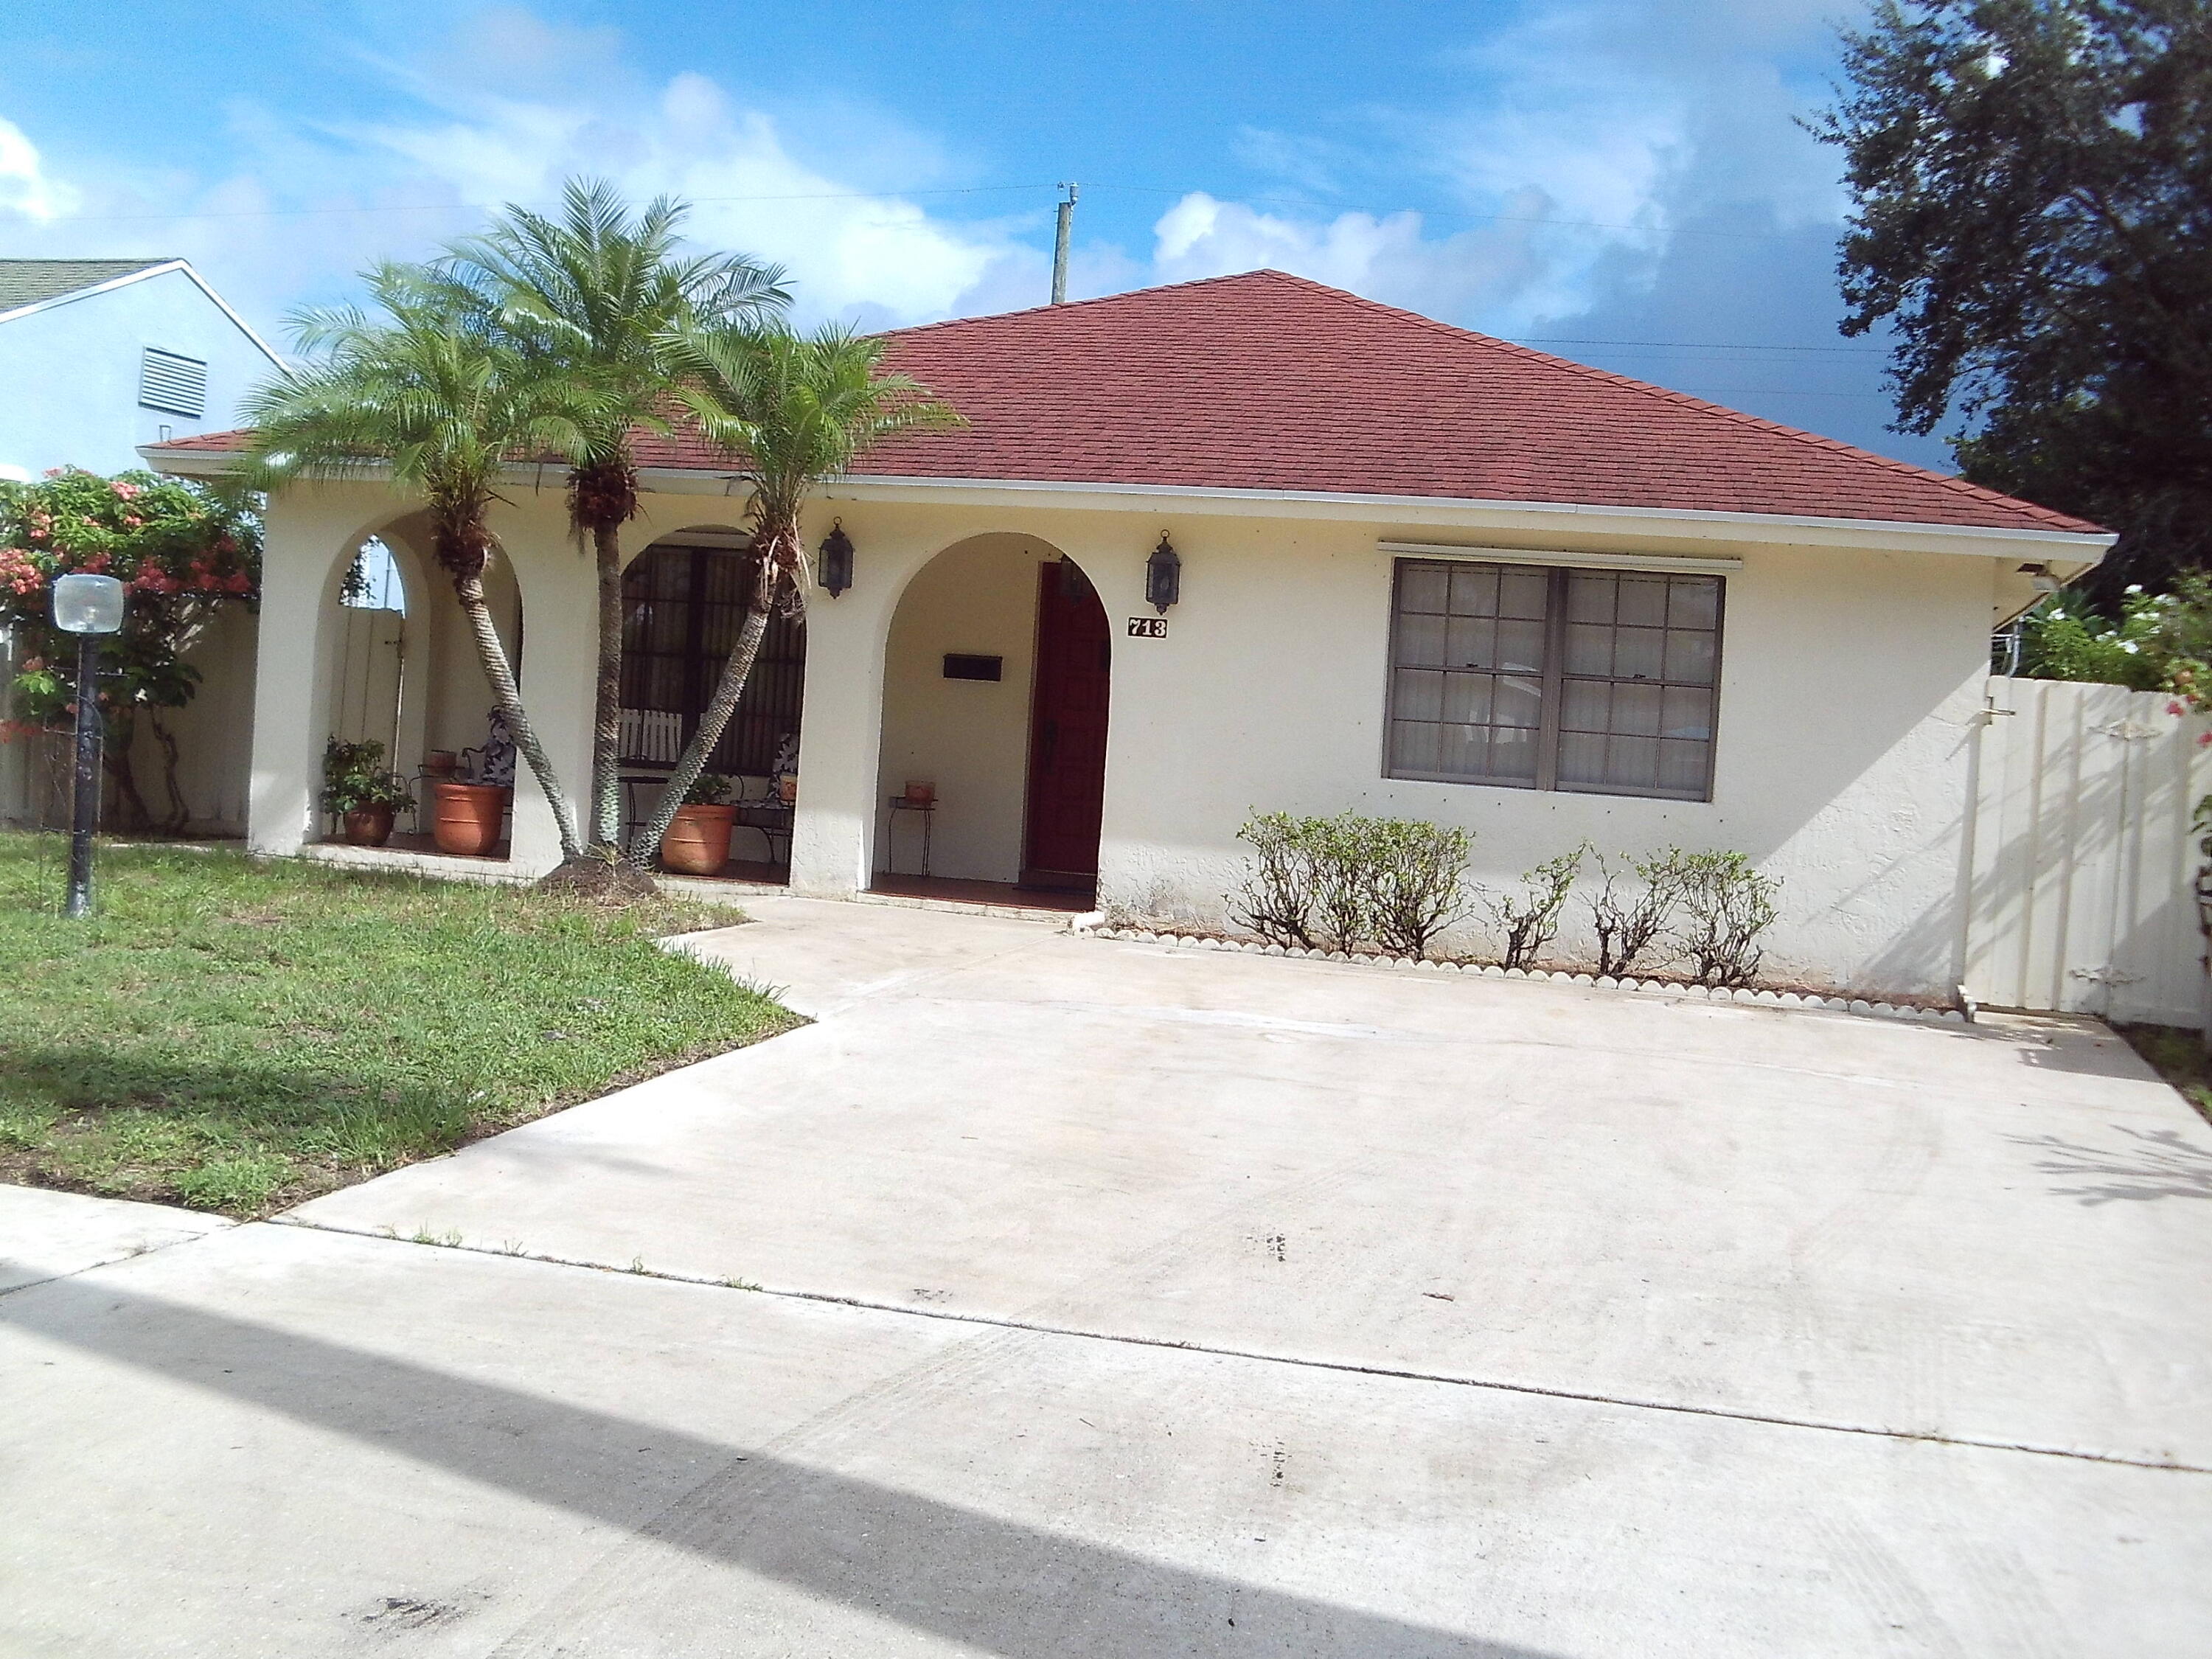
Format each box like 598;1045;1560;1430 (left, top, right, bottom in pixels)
1229;812;1318;948
1228;810;1472;958
1586;849;1693;978
1672;852;1781;987
1483;841;1587;970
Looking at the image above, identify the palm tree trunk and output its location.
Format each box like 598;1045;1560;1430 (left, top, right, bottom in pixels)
630;593;773;866
590;521;624;855
455;573;582;860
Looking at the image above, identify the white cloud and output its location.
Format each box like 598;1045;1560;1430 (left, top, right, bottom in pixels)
1147;192;1555;324
345;69;1025;326
0;116;77;223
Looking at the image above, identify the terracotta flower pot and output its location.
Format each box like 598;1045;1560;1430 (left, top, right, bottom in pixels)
661;803;738;876
431;782;510;857
340;805;395;847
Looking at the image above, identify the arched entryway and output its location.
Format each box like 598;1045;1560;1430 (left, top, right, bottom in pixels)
618;526;806;877
316;521;524;858
874;534;1110;903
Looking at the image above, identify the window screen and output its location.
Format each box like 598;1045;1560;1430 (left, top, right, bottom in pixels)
1386;559;1722;801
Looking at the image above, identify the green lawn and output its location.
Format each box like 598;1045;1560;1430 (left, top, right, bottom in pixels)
0;833;794;1216
2118;1022;2212;1127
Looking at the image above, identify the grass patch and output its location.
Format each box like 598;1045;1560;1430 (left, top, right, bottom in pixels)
2115;1022;2212;1127
0;832;796;1216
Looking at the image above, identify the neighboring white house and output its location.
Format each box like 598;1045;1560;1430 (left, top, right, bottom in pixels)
146;271;2119;1003
0;260;282;834
0;258;284;481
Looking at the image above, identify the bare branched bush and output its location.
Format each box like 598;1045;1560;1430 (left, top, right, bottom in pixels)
1228;810;1473;957
1363;817;1472;959
1482;841;1587;970
1228;812;1317;947
1306;813;1375;952
1672;852;1781;987
1586;849;1692;979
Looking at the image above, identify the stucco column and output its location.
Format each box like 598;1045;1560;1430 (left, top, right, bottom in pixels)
787;554;892;897
493;496;593;876
246;493;344;855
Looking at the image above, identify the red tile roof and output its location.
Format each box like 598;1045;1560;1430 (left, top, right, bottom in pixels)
150;270;2101;535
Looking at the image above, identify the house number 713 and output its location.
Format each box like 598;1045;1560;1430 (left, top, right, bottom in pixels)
1127;616;1168;639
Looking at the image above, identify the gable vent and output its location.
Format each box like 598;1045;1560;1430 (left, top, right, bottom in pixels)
139;348;208;417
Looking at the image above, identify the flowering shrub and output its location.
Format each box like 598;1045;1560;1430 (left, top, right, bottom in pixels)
2014;586;2171;689
0;467;261;829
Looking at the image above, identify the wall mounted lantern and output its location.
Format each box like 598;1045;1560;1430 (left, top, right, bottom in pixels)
817;521;854;597
52;572;127;919
1145;532;1181;613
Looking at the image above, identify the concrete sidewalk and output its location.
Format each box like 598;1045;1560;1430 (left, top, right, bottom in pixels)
4;895;2210;1654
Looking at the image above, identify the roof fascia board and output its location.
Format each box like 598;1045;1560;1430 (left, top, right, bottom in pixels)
800;472;2118;561
1;260;186;327
146;446;2118;563
5;260;285;367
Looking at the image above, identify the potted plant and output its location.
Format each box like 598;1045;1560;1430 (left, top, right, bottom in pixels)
321;737;414;848
659;773;737;875
430;778;510;856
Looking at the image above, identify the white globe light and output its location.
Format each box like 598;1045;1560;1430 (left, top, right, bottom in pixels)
52;572;127;635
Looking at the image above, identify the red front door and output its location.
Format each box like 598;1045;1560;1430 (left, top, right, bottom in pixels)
1023;560;1111;887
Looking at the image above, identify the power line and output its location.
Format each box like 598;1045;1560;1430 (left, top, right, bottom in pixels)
39;183;1057;224
16;177;1893;364
39;175;1840;249
1508;335;1885;356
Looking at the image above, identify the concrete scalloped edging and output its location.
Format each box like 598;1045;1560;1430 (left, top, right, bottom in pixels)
1071;920;1969;1025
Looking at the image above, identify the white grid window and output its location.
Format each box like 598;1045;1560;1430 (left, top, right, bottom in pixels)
1386;559;1723;801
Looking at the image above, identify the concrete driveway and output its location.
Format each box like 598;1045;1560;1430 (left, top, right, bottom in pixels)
4;895;2209;1656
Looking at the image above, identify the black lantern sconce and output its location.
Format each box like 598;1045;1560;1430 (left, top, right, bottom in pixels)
817;521;854;597
1145;532;1180;613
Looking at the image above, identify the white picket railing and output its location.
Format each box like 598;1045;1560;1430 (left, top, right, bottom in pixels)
1964;676;2211;1028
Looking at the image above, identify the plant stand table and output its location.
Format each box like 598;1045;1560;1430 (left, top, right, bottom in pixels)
884;798;936;877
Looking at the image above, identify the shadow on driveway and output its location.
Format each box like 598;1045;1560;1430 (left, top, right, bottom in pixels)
2011;1127;2212;1206
4;1273;1557;1658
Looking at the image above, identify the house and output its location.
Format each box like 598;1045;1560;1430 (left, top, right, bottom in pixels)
1;259;284;833
144;271;2113;1001
0;259;285;480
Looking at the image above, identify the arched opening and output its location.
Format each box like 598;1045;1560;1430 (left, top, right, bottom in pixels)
618;526;806;877
874;534;1110;905
316;522;524;860
330;537;406;758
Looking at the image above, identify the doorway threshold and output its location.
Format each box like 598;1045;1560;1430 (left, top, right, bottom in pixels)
863;873;1096;922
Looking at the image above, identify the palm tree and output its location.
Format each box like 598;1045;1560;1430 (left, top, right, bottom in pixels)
441;179;789;863
629;321;962;865
238;262;605;861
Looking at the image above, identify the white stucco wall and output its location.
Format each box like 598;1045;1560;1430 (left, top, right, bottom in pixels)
192;464;2090;1001
0;268;279;479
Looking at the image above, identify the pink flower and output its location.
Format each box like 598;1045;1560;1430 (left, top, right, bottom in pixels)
2168;700;2187;717
2198;732;2211;749
111;481;141;500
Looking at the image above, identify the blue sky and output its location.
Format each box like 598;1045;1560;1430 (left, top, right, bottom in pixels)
0;0;1947;468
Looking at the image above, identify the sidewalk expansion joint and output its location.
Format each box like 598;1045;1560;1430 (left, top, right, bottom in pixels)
274;1214;2212;1478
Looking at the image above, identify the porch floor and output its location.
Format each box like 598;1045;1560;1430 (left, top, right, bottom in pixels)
866;873;1094;914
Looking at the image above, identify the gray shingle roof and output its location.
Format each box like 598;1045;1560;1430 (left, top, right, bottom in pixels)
0;259;175;312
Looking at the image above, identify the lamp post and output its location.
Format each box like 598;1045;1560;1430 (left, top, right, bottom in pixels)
52;572;125;919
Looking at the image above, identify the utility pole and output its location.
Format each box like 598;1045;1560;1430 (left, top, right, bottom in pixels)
1051;182;1079;305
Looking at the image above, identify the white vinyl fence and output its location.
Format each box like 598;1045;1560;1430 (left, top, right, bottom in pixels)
1965;676;2212;1028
